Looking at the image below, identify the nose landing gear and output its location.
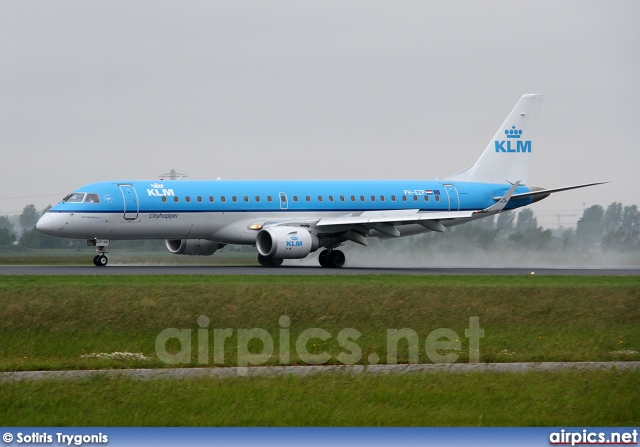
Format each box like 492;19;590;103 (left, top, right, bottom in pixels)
93;254;108;266
88;239;110;267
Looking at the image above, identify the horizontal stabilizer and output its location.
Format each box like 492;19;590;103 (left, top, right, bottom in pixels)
497;182;608;201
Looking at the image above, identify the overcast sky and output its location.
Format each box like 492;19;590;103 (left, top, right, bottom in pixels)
1;1;638;227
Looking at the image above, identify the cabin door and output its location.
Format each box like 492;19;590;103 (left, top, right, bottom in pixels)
119;184;139;220
443;184;460;211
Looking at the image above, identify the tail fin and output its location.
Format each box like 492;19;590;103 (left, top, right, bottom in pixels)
446;94;543;185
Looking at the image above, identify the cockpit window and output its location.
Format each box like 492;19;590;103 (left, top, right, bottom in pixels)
62;192;100;203
63;193;86;203
85;193;100;203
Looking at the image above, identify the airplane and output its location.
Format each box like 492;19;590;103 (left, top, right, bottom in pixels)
36;94;604;268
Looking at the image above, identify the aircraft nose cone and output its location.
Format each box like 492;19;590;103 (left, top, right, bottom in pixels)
36;213;62;235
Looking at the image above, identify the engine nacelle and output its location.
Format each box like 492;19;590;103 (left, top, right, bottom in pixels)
256;226;319;259
165;239;223;256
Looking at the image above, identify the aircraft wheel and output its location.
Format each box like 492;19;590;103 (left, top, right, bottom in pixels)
329;250;345;268
94;255;108;267
258;254;283;267
93;255;100;266
318;250;331;268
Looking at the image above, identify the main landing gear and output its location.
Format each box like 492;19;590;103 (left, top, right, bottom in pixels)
256;250;346;268
318;249;345;268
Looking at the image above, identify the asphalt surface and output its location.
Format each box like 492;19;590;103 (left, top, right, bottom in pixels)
1;361;639;382
1;265;640;275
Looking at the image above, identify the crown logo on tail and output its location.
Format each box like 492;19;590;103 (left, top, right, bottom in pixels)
505;125;522;139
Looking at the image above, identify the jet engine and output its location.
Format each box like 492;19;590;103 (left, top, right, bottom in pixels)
256;226;319;259
165;239;224;256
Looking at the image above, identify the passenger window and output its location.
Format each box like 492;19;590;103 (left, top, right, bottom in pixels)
162;196;167;203
255;196;261;202
436;196;440;202
424;196;429;202
221;196;226;202
197;196;203;203
209;196;214;202
329;196;334;202
413;195;418;202
380;195;385;202
360;195;365;202
318;196;323;202
232;196;237;202
174;196;179;203
371;195;376;202
293;196;298;202
244;196;249;202
267;196;273;202
402;195;407;201
306;196;311;202
340;196;345;202
186;196;191;203
281;195;286;202
351;195;356;202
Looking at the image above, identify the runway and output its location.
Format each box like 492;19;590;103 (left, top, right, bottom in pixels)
1;265;640;275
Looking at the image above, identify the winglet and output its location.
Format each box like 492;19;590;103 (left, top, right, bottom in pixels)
478;181;521;214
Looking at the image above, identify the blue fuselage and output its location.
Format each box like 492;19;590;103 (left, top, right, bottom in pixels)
37;179;532;243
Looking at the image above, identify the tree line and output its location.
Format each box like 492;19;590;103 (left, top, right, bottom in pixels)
403;202;640;253
1;202;639;252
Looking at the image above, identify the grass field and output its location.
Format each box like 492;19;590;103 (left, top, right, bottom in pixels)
1;370;638;426
0;274;638;426
0;275;640;371
0;275;638;370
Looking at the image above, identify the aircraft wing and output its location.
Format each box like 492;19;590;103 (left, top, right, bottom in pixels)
258;209;476;241
249;180;600;245
256;183;522;244
314;180;521;230
311;210;475;239
315;209;475;227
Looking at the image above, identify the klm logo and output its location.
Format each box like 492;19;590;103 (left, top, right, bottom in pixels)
147;183;175;197
286;235;303;247
495;125;531;153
